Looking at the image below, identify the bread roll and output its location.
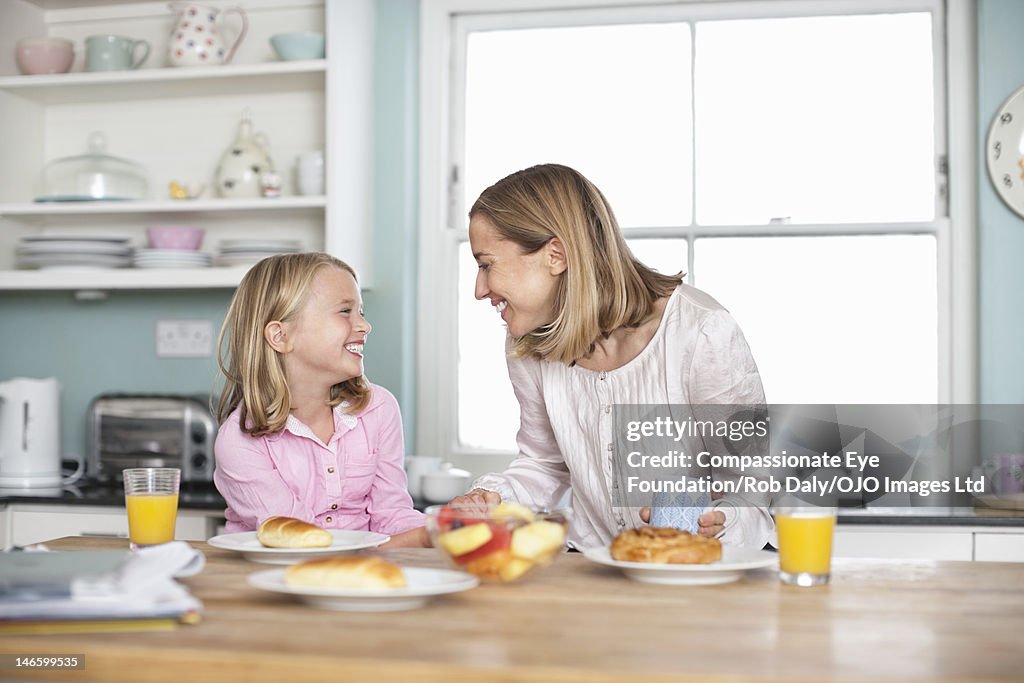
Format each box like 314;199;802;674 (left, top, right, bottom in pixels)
257;516;332;548
610;526;722;564
285;556;407;589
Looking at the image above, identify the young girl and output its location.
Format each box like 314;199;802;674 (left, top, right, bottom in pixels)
213;252;428;546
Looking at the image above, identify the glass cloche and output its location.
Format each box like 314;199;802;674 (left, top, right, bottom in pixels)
35;132;149;202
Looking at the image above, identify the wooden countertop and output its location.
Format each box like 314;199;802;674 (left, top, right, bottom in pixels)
2;536;1023;682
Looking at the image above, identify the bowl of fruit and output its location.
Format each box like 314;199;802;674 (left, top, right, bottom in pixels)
425;502;572;583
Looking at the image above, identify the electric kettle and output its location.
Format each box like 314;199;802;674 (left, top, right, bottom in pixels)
0;377;70;489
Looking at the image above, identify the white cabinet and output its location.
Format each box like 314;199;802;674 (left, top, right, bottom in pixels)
834;524;1024;562
2;503;222;548
974;531;1024;562
0;0;374;291
834;525;974;561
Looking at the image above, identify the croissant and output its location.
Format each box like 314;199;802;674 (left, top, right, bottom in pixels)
257;515;332;548
285;556;407;589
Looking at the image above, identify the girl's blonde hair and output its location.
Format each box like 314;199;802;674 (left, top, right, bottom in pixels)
216;252;370;435
470;164;682;364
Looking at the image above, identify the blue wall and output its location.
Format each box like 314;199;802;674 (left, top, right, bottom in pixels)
0;0;420;461
978;0;1024;403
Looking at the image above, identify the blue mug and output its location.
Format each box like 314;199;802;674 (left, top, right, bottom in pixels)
650;488;711;533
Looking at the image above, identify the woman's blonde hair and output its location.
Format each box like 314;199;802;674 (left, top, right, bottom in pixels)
469;164;682;364
216;252;370;434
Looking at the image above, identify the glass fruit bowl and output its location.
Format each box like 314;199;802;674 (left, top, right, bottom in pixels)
425;503;571;583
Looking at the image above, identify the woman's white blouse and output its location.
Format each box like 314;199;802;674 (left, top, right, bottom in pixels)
473;284;775;551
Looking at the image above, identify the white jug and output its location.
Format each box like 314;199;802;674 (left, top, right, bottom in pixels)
0;377;63;489
166;2;248;67
214;110;275;198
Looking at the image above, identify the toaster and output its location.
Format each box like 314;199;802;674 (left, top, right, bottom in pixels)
87;394;216;482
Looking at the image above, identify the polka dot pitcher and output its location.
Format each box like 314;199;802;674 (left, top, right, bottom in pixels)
166;2;248;67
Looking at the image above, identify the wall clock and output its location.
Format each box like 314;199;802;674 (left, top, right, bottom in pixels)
986;83;1024;218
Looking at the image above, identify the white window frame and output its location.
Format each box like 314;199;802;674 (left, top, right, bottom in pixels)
418;0;978;473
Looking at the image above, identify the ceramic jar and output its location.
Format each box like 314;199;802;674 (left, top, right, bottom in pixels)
214;112;275;199
166;2;248;67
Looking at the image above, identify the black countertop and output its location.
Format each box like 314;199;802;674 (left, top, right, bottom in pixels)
2;483;1023;526
0;480;226;511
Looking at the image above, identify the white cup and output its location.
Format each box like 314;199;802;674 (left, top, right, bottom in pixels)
404;455;443;499
295;151;324;196
421;468;473;504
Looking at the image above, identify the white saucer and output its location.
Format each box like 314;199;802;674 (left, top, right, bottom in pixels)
582;545;777;585
248;566;479;611
207;530;390;564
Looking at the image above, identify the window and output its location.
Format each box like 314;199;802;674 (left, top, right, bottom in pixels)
420;0;973;460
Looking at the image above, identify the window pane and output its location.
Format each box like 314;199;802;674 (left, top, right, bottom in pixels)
458;241;518;450
626;237;689;279
464;23;692;228
695;13;936;224
693;236;938;403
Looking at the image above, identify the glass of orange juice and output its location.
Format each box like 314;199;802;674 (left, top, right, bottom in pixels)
774;501;837;586
123;467;180;550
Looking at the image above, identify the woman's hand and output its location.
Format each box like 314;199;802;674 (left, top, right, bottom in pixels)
640;506;727;537
448;488;501;513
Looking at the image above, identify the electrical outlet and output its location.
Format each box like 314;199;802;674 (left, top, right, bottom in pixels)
156;320;214;358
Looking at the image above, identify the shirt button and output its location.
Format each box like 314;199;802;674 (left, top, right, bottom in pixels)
325;516;333;523
327;466;335;474
331;503;338;510
607;443;613;452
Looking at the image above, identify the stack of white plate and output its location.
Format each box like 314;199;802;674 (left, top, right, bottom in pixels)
16;235;133;270
217;239;302;266
133;248;213;269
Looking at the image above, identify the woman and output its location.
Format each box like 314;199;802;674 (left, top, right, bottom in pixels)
453;164;773;550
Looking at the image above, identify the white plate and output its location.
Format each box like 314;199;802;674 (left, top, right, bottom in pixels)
248;566;479;612
208;530;390;564
219;239;302;251
582;545;777;585
18;241;133;255
20;234;131;244
18;254;131;268
135;248;206;257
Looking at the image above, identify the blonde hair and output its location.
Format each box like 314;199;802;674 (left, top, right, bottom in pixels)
469;164;682;364
216;252;370;435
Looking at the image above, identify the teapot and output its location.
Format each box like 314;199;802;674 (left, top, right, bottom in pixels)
214;110;275;199
166;2;248;67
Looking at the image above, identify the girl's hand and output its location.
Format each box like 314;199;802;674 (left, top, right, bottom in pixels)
447;488;501;513
383;525;431;548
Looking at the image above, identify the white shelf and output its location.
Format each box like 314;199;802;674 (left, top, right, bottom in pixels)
0;60;326;104
0;265;253;291
0;196;326;218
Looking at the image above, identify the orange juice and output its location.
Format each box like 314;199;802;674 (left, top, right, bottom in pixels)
776;512;835;578
126;493;179;546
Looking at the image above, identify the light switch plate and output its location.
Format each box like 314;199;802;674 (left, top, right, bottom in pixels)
156;320;214;358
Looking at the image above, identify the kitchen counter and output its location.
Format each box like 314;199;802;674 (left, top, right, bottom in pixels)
4;483;1023;526
0;481;225;511
1;536;1022;682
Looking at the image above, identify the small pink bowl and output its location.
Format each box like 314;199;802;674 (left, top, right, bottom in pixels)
15;37;75;75
146;225;205;251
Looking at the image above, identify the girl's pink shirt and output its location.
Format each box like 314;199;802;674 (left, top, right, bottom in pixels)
213;384;425;535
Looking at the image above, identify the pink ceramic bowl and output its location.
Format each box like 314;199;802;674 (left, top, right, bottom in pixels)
15;37;75;75
146;225;205;251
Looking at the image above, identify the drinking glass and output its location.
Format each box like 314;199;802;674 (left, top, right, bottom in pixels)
123;468;180;550
774;502;837;586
